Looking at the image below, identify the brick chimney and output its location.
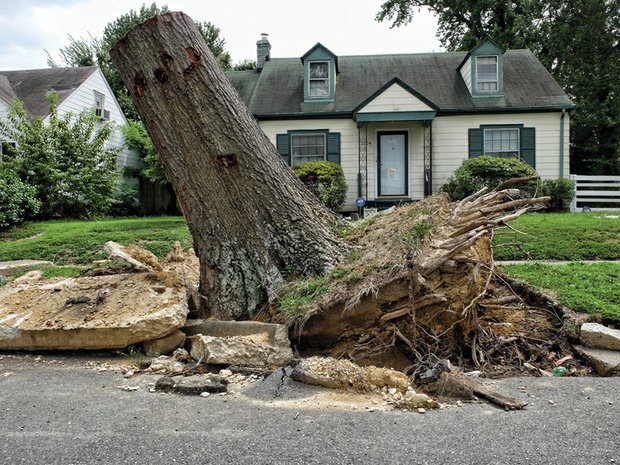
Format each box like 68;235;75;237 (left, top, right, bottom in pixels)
256;33;271;73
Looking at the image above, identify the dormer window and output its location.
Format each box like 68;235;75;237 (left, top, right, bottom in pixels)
476;56;498;92
308;61;330;97
301;43;338;102
457;38;504;97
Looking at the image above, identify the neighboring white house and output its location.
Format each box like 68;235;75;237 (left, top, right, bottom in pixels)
0;66;137;170
228;37;574;211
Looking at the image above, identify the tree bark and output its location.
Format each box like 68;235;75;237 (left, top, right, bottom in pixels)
110;12;347;320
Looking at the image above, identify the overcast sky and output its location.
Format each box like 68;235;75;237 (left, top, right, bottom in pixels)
0;0;441;70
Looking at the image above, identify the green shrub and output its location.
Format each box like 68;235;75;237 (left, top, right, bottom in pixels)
440;156;538;200
0;94;119;219
292;161;347;211
0;166;40;229
541;178;575;212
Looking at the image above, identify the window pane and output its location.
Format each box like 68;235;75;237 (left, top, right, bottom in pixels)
476;56;498;91
309;79;329;97
484;128;519;157
309;62;329;79
291;133;326;165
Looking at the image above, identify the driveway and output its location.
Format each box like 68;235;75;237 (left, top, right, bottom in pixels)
0;353;618;465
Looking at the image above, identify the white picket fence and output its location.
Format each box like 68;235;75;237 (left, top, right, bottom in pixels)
570;174;620;212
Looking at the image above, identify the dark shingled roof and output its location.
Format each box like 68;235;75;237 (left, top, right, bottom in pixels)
0;67;98;117
0;75;17;105
227;49;573;118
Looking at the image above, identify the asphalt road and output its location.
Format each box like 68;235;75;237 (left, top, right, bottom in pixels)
0;353;618;465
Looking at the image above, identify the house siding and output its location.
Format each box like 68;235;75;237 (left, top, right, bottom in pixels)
51;69;139;170
431;112;570;193
0;99;10;120
357;84;434;113
261;111;569;211
459;57;472;93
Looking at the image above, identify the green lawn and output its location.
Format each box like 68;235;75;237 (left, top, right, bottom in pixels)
2;213;619;322
494;212;620;260
502;262;620;323
0;216;191;265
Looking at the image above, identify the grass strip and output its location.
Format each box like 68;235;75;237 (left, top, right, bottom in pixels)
0;216;191;265
502;262;620;323
494;212;620;261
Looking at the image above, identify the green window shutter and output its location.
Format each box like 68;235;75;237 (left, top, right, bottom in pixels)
276;133;290;165
520;127;536;168
468;128;483;158
326;132;341;164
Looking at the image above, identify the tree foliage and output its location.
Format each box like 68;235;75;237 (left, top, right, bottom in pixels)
122;119;167;184
0;94;119;219
376;0;541;51
376;0;620;175
0;165;40;229
49;3;233;119
536;0;620;174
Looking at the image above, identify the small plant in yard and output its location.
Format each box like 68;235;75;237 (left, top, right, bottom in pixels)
398;220;433;251
0;92;119;220
292;161;347;211
440;156;538;201
541;178;575;212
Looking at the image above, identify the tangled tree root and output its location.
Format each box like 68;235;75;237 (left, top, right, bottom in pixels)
271;181;560;375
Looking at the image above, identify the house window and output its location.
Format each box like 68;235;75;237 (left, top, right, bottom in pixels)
484;128;519;157
94;91;109;120
476;56;498;92
308;61;330;97
291;133;326;164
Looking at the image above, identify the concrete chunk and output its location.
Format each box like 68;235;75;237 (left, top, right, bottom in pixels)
291;356;410;393
0;272;188;350
187;320;293;367
574;345;620;376
581;323;620;351
104;241;155;272
143;330;186;356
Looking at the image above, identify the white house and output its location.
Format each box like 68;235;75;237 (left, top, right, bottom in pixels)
0;66;137;170
228;37;574;211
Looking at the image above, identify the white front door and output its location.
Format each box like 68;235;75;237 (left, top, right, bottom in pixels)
378;132;408;196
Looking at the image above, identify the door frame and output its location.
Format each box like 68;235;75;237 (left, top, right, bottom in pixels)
377;130;409;197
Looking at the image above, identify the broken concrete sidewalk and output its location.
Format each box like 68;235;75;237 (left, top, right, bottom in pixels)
0;260;53;277
580;323;620;351
0;242;196;350
574;346;620;376
186;320;293;367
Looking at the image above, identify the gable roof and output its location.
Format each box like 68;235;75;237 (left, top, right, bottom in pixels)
0;66;98;117
301;42;339;73
227;49;574;119
353;77;439;113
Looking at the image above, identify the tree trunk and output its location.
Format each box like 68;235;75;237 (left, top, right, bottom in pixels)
110;12;346;320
